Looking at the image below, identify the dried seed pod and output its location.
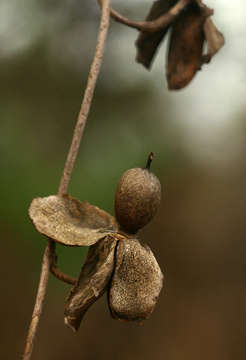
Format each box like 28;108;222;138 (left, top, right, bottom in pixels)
136;0;177;69
64;236;118;331
29;194;117;246
167;2;206;90
114;153;161;234
202;17;225;64
108;238;163;321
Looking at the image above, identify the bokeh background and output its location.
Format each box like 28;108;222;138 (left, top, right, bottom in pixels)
1;0;246;359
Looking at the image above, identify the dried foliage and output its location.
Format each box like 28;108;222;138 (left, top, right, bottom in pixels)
136;0;178;68
107;0;224;89
136;0;224;89
167;2;206;89
29;194;117;246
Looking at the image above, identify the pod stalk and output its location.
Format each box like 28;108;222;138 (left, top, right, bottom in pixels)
146;152;154;170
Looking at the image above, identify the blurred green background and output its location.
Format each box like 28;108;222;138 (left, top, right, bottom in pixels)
1;1;245;359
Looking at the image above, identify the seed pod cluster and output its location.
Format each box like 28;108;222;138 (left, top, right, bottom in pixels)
29;153;163;330
136;0;224;89
107;152;163;321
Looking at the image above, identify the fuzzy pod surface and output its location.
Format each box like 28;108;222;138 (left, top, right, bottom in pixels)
108;238;163;321
64;236;117;331
114;165;161;234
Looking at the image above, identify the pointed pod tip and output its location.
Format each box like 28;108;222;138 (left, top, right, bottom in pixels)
167;72;195;90
64;316;78;333
146;152;154;170
135;54;152;70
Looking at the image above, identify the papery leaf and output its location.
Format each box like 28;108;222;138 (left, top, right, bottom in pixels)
108;238;163;321
64;236;118;331
202;17;225;64
136;0;177;69
29;194;118;246
167;3;206;90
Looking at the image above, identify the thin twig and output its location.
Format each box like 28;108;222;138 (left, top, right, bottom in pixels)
58;0;110;195
22;242;52;360
50;244;77;285
22;1;111;359
50;264;77;285
98;0;191;32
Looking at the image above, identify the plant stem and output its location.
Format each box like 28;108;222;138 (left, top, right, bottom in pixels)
98;0;192;32
22;242;52;360
22;1;111;359
58;0;110;195
145;152;154;170
50;242;77;285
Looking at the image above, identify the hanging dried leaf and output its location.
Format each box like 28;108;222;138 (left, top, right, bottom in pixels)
64;236;118;331
167;3;206;90
202;17;225;64
108;238;163;321
29;194;118;246
136;0;177;69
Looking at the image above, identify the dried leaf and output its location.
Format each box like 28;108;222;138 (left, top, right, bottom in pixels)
202;17;225;64
64;236;117;331
108;238;163;321
167;3;206;90
136;0;177;69
29;194;118;246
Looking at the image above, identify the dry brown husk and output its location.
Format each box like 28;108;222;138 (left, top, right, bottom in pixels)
167;2;206;89
64;236;118;331
108;238;163;321
29;194;117;246
136;0;177;69
135;0;225;90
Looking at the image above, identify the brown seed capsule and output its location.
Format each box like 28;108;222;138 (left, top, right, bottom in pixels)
167;2;206;90
64;236;117;331
114;153;161;234
135;0;177;69
108;238;163;321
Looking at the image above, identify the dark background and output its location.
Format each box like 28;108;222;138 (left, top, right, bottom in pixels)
1;1;245;359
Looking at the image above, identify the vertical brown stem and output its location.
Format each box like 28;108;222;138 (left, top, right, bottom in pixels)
22;242;52;360
22;1;111;359
58;0;111;195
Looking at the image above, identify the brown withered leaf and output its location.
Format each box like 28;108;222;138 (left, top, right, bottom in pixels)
167;2;206;90
136;0;177;69
64;236;117;331
202;17;225;64
108;238;163;321
29;194;118;246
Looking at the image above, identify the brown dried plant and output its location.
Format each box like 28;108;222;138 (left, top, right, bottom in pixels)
23;1;225;359
28;153;163;331
99;0;225;89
